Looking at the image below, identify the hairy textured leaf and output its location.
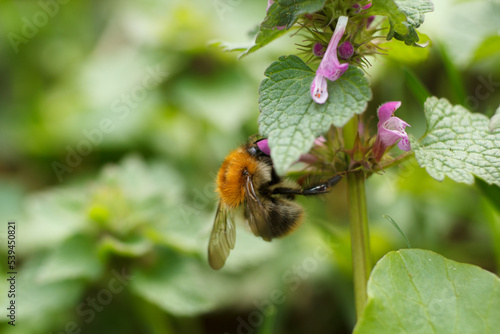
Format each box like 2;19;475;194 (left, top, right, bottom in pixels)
262;0;326;30
258;55;371;175
355;249;500;334
413;97;500;186
371;0;434;45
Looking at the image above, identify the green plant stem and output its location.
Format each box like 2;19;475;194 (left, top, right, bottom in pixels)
343;117;372;319
347;171;371;318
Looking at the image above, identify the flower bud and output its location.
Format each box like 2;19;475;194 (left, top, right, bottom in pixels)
338;41;354;59
313;43;326;58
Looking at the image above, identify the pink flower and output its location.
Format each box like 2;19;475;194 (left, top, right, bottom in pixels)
257;138;271;155
311;16;349;104
373;101;411;161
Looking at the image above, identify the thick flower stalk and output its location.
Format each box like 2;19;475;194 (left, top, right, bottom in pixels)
372;101;411;161
310;16;349;104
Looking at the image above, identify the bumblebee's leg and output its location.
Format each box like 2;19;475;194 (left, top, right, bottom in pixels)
301;174;342;195
272;174;342;196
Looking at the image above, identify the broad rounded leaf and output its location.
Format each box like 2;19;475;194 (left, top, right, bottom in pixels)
258;55;371;174
413;97;500;186
355;249;500;334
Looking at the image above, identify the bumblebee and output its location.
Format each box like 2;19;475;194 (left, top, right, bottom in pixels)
208;138;342;270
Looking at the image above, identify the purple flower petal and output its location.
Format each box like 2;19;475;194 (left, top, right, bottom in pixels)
314;136;326;146
316;16;349;81
378;126;405;147
310;16;349;103
397;136;411;151
256;139;271;155
373;101;411;161
377;101;402;125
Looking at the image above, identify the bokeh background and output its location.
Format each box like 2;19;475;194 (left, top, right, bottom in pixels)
0;0;499;333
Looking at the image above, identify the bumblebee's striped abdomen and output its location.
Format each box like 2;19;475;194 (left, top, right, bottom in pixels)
268;198;304;238
216;147;258;208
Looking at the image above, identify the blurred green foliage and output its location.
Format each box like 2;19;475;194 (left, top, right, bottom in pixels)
0;0;499;333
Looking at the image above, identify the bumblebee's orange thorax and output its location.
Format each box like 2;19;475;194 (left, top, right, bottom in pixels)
216;147;258;208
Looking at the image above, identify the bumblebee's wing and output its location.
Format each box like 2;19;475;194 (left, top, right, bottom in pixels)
244;174;273;241
208;202;236;270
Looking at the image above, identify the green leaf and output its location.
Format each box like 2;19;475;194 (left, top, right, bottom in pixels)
383;215;412;248
0;254;85;333
212;27;289;59
262;0;326;30
258;55;371;175
36;235;104;283
401;66;431;105
98;235;153;258
413;97;500;186
433;2;500;66
354;249;500;334
379;32;431;64
476;177;500;213
130;250;231;316
240;27;289;58
222;0;325;58
23;189;88;253
473;35;500;62
234;0;326;58
371;0;434;45
436;43;467;106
